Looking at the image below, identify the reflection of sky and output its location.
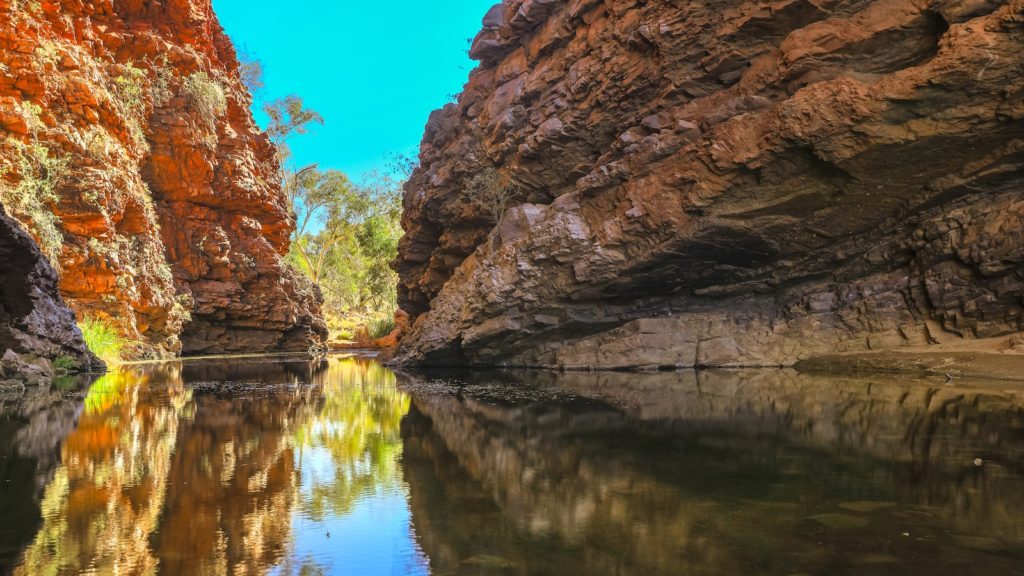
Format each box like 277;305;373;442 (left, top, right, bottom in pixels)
280;446;430;576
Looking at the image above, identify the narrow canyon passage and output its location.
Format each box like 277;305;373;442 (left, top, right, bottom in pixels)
2;0;1024;574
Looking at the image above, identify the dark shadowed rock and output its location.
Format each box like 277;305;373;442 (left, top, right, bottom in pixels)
0;207;101;376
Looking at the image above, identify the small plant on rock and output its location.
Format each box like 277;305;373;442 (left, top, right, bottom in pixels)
146;55;175;107
53;356;78;372
463;167;519;223
1;138;67;264
34;40;61;67
112;64;150;146
182;72;227;121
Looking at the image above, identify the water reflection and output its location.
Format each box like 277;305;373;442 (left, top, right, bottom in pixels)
400;369;1024;576
0;380;89;570
6;356;426;576
1;359;1024;575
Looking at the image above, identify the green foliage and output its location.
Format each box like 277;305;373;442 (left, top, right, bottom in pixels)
182;72;227;121
34;40;61;67
78;316;129;366
1;138;67;264
53;356;78;372
288;169;401;318
21;101;44;133
368;315;396;339
464;166;518;223
112;64;149;146
264;95;324;150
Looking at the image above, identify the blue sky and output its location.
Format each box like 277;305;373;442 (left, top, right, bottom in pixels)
212;0;497;178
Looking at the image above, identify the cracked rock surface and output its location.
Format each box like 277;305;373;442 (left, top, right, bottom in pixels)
394;0;1024;368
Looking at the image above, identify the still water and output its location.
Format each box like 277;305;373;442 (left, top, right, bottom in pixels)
1;355;1023;575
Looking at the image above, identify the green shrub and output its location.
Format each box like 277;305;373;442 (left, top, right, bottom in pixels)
368;315;396;340
53;355;78;372
112;64;149;146
182;72;227;120
78;316;129;366
34;40;61;67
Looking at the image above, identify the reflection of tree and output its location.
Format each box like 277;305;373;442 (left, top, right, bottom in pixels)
294;359;409;521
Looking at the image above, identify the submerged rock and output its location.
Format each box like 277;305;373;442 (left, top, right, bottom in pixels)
394;0;1024;369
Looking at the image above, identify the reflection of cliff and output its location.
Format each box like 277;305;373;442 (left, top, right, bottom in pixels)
401;370;1024;576
0;383;87;571
15;368;189;575
153;385;307;574
11;360;315;575
8;356;414;574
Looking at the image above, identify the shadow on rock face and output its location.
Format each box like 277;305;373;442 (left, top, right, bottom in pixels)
0;206;103;377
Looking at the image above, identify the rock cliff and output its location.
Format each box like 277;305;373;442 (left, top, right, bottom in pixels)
394;0;1024;368
0;0;326;357
0;206;100;375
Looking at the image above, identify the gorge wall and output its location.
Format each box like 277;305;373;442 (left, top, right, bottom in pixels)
0;206;99;374
0;0;326;358
394;0;1024;368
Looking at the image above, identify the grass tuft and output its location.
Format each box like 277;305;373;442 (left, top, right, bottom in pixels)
78;316;129;366
53;355;78;372
368;316;397;340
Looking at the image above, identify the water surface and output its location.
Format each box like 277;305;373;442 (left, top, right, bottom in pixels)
1;355;1023;575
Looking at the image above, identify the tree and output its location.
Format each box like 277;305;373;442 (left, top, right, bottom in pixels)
289;169;369;284
238;51;265;96
287;170;403;317
263;96;325;208
264;96;324;151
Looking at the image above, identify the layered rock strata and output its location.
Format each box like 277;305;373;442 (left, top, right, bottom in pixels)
0;0;326;357
0;207;100;375
395;0;1024;368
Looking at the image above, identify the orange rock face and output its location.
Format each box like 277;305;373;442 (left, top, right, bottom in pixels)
395;0;1024;367
0;0;326;356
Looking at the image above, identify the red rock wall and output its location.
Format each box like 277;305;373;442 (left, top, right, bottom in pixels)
0;0;326;356
394;0;1024;367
